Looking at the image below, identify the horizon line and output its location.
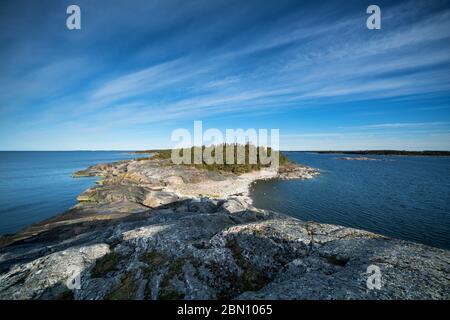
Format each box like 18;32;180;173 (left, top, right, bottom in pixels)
1;149;450;152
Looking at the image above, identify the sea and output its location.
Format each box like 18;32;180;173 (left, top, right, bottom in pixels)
251;152;450;250
0;151;138;235
0;151;449;250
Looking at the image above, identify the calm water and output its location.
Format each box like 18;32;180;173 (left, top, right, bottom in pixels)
0;151;139;235
251;152;450;250
1;152;449;250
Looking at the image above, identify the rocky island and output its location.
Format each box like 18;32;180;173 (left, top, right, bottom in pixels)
336;157;378;161
0;152;449;300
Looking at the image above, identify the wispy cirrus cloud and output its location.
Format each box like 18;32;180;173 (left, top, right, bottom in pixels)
363;122;449;129
0;0;450;150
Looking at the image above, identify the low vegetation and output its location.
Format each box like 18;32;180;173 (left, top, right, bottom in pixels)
158;259;186;300
91;251;124;278
137;143;289;174
105;273;138;300
222;238;271;298
140;250;168;278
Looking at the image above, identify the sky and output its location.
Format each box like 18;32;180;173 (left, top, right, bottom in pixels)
0;0;450;151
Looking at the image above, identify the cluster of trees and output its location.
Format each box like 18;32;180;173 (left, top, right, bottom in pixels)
142;144;289;174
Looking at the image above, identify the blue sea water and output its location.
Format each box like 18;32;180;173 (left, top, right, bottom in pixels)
0;151;139;235
1;151;449;250
251;152;450;250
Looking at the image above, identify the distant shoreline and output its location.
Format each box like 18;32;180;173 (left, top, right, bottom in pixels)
1;150;449;156
134;149;450;157
292;150;450;156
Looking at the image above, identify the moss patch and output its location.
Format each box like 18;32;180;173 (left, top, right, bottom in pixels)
105;273;138;300
91;251;124;278
158;259;186;300
220;238;271;299
140;250;168;278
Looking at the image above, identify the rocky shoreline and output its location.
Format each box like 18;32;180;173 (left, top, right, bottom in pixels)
0;157;449;300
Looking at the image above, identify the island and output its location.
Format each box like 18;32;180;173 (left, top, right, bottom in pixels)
0;147;448;300
335;157;378;161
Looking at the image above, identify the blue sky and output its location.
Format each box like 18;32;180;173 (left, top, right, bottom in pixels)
0;0;450;150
